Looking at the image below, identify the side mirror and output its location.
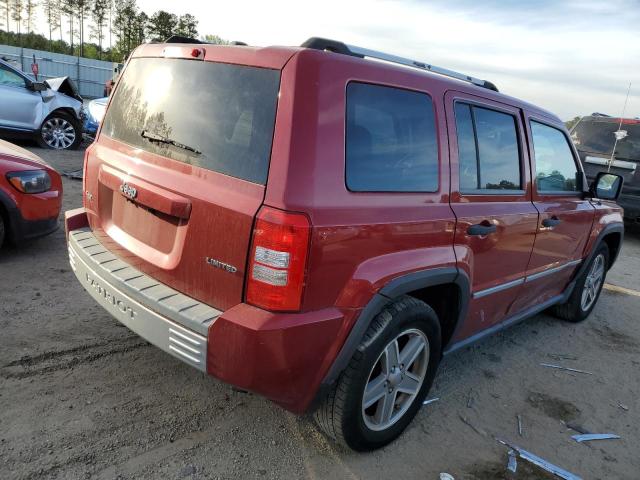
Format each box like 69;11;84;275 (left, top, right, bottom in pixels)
590;172;623;201
29;81;48;92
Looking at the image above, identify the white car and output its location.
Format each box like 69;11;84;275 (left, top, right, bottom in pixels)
0;58;84;150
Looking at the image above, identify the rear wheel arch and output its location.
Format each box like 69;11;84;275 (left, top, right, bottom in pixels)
318;268;470;394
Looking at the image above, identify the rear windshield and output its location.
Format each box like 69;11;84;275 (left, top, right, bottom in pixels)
571;118;640;161
101;57;280;184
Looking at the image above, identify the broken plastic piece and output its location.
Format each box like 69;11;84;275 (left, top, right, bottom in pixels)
497;440;582;480
572;433;620;443
517;415;523;436
507;449;518;473
423;397;439;405
439;474;454;480
540;363;593;375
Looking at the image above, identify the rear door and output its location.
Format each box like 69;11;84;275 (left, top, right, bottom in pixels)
446;91;538;340
510;115;594;313
84;47;288;311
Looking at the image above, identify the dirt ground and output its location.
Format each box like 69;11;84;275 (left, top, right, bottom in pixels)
1;144;639;480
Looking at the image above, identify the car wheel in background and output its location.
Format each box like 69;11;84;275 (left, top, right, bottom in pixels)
38;112;82;150
315;296;442;451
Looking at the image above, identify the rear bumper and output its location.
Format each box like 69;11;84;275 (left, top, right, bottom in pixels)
65;209;352;414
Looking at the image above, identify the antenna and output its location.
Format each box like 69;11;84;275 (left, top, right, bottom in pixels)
608;82;632;172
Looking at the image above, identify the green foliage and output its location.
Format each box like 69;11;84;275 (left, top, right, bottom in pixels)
1;0;217;62
201;34;228;45
565;116;581;131
147;10;176;42
176;13;197;38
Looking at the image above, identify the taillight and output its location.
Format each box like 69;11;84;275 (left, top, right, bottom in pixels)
246;206;311;311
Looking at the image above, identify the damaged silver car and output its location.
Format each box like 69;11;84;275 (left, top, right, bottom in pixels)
0;58;84;150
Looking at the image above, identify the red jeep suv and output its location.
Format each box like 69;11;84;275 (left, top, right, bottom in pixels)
65;38;624;450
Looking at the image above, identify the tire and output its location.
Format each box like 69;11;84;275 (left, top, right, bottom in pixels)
37;111;82;150
0;213;5;248
314;296;441;451
552;244;609;322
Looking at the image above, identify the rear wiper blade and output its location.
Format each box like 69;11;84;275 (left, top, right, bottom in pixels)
140;130;201;154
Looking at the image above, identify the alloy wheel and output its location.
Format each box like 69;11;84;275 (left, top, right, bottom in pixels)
41;117;76;149
362;328;429;431
581;253;605;311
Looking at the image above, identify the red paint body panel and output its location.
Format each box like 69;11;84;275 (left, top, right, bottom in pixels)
0;141;62;223
208;303;359;413
445;91;539;339
67;43;624;415
84;137;265;311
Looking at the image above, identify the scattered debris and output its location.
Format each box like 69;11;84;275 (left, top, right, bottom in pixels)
572;433;620;443
507;449;518;473
62;169;83;180
566;422;590;435
547;353;579;361
459;414;487;437
618;403;629;411
439;474;454;480
498;439;583;480
517;415;523;437
540;363;593;375
423;397;439;405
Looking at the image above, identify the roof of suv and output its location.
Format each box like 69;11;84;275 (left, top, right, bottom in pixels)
130;41;562;124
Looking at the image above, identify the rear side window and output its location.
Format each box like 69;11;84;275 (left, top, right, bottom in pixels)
454;102;522;192
345;83;438;192
101;58;280;185
531;121;578;192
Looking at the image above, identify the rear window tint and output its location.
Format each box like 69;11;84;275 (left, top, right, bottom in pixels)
345;82;438;192
101;58;280;185
454;103;522;192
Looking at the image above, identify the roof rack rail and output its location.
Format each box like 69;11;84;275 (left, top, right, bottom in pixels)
301;37;499;92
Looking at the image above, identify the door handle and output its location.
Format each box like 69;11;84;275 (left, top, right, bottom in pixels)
467;223;497;236
542;217;562;228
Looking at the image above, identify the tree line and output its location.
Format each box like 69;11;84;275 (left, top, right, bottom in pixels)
0;0;214;62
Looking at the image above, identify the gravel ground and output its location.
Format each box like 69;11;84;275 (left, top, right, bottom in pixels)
1;144;639;480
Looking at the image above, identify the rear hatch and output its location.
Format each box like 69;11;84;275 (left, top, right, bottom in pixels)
83;45;293;311
572;116;640;193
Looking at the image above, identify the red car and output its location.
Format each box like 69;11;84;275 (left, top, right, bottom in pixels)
0;139;62;246
65;38;624;450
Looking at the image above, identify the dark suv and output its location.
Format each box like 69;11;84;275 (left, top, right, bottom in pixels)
571;115;640;223
65;38;624;450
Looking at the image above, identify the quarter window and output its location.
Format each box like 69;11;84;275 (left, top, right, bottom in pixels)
530;121;578;192
345;82;439;192
454;103;522;192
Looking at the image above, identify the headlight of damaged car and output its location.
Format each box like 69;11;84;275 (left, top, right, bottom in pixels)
7;170;52;194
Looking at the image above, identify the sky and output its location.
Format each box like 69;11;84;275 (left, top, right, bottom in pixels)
130;0;640;120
